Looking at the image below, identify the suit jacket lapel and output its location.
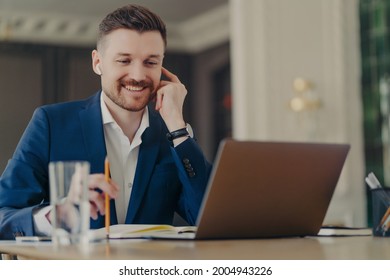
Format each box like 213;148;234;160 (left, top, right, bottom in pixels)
79;92;118;226
125;110;161;223
78;92;106;173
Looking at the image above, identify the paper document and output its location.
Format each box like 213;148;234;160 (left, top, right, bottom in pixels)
89;224;197;240
317;227;372;237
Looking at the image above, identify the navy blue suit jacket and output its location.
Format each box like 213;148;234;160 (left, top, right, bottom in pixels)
0;92;212;239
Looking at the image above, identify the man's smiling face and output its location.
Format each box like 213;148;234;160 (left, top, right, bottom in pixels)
94;28;165;112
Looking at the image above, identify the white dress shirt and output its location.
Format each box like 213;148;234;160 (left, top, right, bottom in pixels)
100;92;149;223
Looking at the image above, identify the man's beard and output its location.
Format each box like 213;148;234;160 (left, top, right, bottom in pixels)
104;79;156;112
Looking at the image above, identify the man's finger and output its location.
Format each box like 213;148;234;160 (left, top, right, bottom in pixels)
88;174;119;198
89;190;105;216
155;90;163;110
155;81;170;110
90;203;99;220
162;67;180;83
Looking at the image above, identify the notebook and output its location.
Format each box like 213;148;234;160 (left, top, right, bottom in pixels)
150;139;350;240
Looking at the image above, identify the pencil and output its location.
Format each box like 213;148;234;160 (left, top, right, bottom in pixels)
379;206;390;229
104;157;110;239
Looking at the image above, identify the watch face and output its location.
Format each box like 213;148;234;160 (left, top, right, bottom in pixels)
186;123;194;138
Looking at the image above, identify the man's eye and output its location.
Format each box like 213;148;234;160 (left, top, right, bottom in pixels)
117;60;130;64
146;61;158;66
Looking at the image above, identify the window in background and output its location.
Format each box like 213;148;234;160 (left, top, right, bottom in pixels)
360;0;390;225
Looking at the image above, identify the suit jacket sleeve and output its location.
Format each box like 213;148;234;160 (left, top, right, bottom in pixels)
170;137;212;225
0;107;50;239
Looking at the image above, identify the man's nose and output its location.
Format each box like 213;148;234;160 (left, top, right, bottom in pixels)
128;63;146;81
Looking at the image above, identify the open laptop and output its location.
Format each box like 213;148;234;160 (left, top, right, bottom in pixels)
155;139;350;240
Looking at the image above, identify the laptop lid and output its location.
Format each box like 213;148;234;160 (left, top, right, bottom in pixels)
194;139;350;239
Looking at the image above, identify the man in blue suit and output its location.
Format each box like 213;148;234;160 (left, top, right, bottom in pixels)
0;4;212;239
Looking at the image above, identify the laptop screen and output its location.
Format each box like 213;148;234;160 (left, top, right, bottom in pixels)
195;139;350;239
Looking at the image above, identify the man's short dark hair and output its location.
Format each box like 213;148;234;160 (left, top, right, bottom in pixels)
97;4;167;50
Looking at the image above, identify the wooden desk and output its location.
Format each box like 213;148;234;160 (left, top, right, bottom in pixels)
1;236;390;260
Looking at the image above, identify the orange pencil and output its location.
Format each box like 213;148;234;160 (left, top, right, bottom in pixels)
104;157;110;239
379;206;390;229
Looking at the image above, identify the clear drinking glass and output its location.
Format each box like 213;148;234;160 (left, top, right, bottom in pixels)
49;161;90;245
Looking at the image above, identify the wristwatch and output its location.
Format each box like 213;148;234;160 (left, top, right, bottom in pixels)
166;123;194;142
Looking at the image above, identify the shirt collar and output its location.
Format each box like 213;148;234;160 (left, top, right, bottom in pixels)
100;91;150;134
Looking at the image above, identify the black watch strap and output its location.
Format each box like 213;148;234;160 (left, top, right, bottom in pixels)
166;127;189;142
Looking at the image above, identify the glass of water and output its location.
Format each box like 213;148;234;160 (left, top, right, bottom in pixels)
49;161;90;246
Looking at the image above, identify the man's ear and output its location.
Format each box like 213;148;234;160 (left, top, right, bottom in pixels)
92;50;102;76
96;65;102;75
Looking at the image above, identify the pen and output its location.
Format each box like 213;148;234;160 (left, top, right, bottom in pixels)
105;157;110;239
379;206;390;230
381;210;390;233
366;172;390;235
